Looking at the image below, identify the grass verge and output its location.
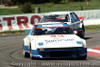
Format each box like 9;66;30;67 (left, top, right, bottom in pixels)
0;30;25;34
85;25;100;31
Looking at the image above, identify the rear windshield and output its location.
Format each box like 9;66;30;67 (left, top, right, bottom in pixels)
31;25;73;35
41;14;70;23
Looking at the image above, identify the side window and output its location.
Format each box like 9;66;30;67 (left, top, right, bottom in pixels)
70;13;79;23
41;16;47;22
74;13;80;21
65;14;70;22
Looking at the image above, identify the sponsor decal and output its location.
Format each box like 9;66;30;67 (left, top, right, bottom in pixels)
37;24;69;28
24;46;29;50
42;24;63;27
51;35;64;37
0;15;41;31
76;41;82;44
38;42;43;46
51;35;64;39
45;38;74;43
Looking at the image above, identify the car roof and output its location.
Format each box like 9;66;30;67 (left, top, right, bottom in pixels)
35;22;68;25
44;11;74;15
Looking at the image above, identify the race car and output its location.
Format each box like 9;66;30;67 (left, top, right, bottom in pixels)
23;23;87;60
40;11;85;38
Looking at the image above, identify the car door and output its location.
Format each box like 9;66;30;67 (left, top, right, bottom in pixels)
70;12;81;30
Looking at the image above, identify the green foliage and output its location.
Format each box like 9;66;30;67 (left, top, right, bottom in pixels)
50;0;61;3
68;0;85;2
0;0;100;15
2;0;86;5
20;2;33;13
32;0;45;4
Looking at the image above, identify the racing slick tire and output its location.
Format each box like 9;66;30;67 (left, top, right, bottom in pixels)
79;24;85;38
30;53;33;59
30;52;39;60
23;51;30;58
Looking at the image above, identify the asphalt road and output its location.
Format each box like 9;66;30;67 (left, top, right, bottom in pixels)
0;31;100;67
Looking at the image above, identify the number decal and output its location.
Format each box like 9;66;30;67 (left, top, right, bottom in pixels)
51;35;64;37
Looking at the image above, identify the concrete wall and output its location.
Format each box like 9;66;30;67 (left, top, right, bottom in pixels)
74;10;100;20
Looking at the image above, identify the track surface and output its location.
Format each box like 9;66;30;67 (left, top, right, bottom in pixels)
0;31;100;67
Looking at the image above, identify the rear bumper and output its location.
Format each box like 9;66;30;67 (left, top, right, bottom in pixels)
31;48;87;59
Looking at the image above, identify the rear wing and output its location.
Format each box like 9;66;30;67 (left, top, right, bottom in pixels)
79;16;84;21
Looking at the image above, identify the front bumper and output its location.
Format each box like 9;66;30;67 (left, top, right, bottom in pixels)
31;48;87;59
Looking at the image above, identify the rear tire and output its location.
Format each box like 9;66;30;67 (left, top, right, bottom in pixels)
30;53;33;59
79;24;85;38
30;53;38;60
80;31;85;38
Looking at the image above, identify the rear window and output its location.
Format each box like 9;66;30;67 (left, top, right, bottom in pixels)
31;25;73;35
41;14;70;23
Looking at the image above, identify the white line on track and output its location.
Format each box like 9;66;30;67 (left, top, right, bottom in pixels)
87;48;100;54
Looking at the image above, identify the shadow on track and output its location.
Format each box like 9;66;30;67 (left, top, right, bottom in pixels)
31;57;88;61
84;37;93;40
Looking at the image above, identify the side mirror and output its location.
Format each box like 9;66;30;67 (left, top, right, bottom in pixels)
74;31;77;34
25;30;31;35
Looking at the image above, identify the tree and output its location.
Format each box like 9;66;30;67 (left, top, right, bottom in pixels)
2;0;14;6
32;0;45;4
68;0;85;2
51;0;61;4
20;2;33;13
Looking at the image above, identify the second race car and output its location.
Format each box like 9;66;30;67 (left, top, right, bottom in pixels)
40;11;85;38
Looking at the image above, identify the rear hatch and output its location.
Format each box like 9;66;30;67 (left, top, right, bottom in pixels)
34;34;83;49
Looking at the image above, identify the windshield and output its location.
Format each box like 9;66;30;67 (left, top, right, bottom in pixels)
31;25;73;35
41;14;70;23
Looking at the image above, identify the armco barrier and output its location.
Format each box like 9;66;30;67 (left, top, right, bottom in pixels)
74;10;100;20
0;14;42;32
84;19;100;26
74;10;100;26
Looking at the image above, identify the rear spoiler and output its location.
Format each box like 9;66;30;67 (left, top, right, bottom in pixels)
79;16;84;20
79;16;84;23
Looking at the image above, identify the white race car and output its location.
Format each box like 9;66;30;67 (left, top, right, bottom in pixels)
40;11;85;38
23;23;87;59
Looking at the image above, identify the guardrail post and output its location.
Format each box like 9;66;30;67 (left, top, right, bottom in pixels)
35;7;41;13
